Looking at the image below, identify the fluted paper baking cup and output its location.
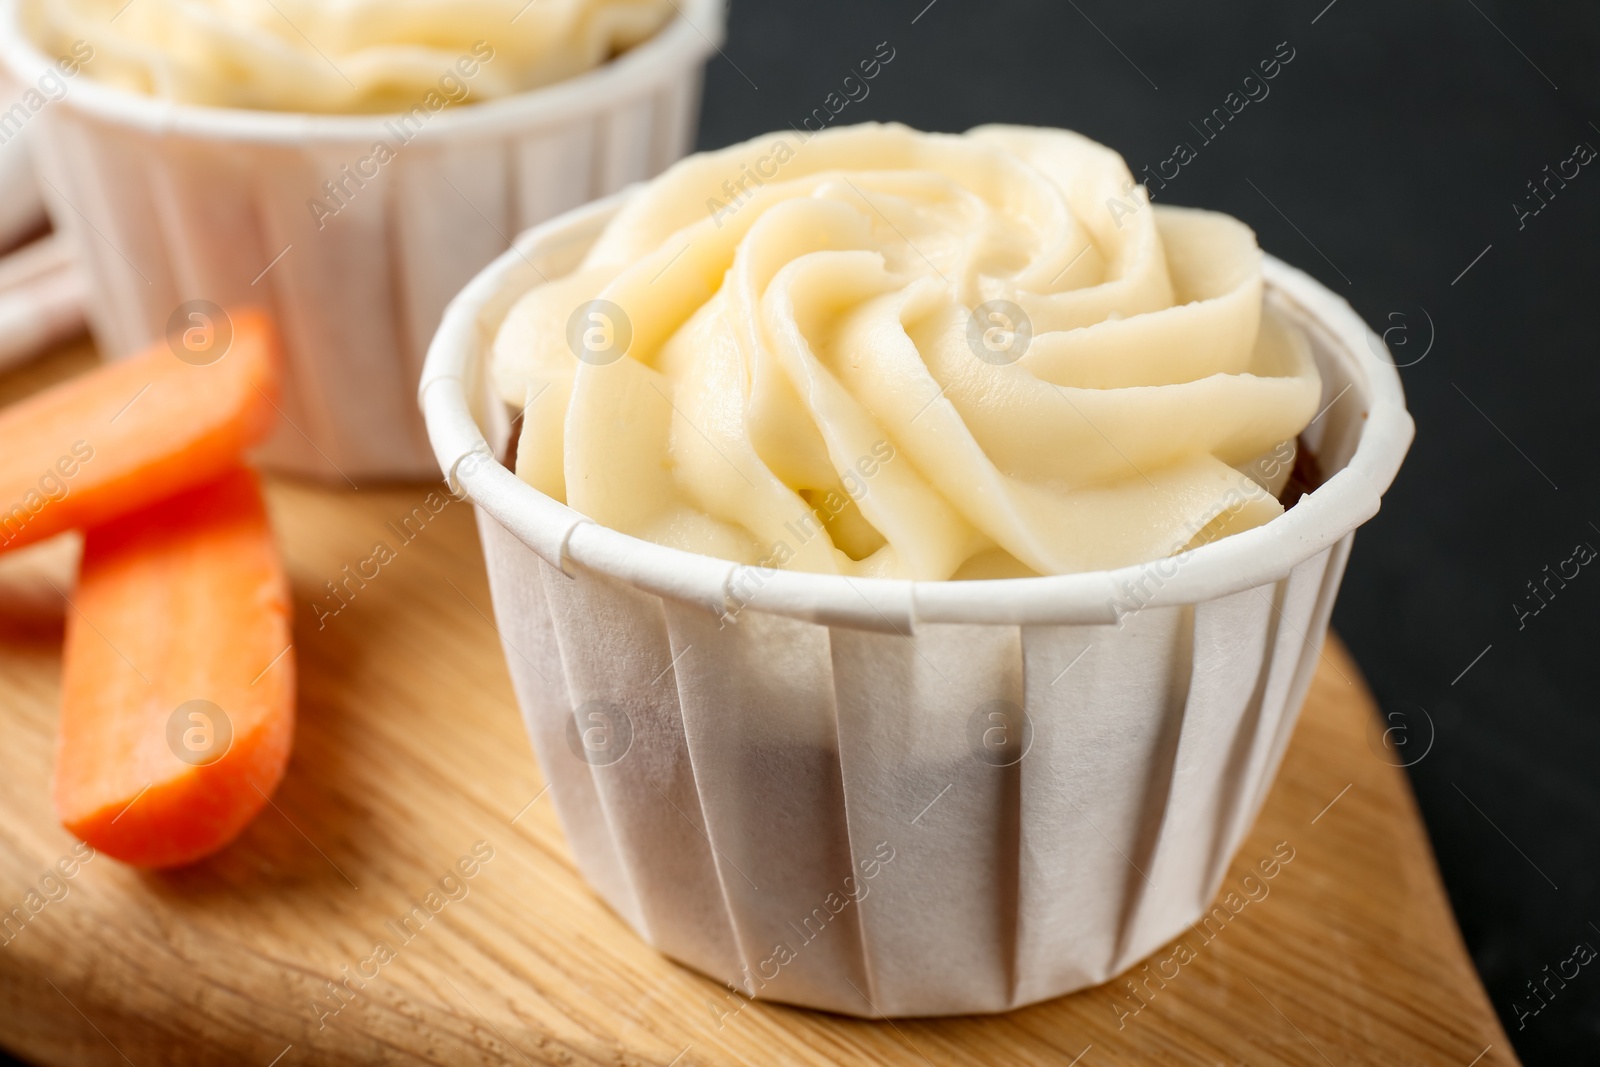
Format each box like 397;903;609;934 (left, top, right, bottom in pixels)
419;194;1413;1016
0;0;720;481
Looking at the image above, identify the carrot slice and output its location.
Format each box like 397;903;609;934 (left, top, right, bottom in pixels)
55;468;295;868
0;308;281;556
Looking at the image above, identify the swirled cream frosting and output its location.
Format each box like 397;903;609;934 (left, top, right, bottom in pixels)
22;0;674;113
492;124;1323;580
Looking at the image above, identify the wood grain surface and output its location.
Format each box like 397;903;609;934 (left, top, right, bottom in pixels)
0;347;1515;1066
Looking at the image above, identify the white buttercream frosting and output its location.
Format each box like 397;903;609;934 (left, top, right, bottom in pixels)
493;124;1322;579
22;0;675;113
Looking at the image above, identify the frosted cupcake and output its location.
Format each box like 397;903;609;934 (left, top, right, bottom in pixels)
422;123;1413;1015
0;0;722;480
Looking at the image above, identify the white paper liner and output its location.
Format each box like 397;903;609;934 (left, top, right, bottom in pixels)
0;0;720;481
0;122;44;251
426;196;1413;1016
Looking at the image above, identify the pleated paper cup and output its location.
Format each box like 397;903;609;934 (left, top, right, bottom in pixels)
0;0;720;481
420;194;1413;1017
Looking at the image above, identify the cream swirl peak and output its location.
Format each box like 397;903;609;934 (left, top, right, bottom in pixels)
21;0;674;114
492;124;1323;580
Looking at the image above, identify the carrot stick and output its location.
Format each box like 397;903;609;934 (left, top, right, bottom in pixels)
55;468;295;868
0;307;281;556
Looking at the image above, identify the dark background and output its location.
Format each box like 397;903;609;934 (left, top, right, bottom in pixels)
689;0;1600;1061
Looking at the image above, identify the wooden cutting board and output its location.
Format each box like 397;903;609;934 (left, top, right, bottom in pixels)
0;344;1515;1066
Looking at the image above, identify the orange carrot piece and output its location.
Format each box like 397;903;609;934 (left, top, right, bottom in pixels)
55;468;295;868
0;308;282;556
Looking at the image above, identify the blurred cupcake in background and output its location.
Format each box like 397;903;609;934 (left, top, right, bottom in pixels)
0;0;722;480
